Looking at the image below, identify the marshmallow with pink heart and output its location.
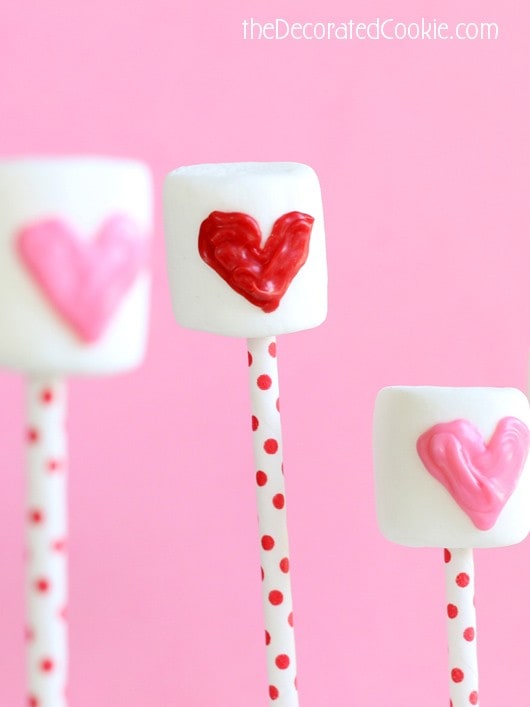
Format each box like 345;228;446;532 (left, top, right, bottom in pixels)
0;156;152;707
374;386;530;706
0;157;152;375
374;386;530;548
163;162;327;337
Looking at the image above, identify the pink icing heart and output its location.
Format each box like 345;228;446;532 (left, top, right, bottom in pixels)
16;215;148;343
417;417;530;530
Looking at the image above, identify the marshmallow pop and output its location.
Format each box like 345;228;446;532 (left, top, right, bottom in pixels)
164;162;327;707
374;386;530;707
0;157;152;707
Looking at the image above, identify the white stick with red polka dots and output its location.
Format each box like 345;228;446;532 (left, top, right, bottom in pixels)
444;548;479;707
248;337;298;707
26;378;68;707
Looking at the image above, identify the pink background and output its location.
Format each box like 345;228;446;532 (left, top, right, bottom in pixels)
0;0;529;705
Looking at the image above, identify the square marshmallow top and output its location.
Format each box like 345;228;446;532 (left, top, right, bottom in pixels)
374;386;530;548
163;162;327;338
0;157;152;376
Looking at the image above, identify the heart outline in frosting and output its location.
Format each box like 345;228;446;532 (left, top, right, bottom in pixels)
416;417;530;530
16;214;148;343
198;210;314;313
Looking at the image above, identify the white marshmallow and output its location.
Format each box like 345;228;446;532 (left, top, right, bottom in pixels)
0;157;152;375
374;386;530;548
163;162;327;337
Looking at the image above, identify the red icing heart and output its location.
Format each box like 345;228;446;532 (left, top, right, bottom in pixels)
17;215;148;343
417;417;530;530
198;211;314;312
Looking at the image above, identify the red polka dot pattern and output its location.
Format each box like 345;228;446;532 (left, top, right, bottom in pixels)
272;494;285;509
46;458;63;473
463;627;475;642
469;691;479;705
27;428;39;444
52;539;67;553
256;471;268;487
451;668;464;683
264;438;279;454
275;654;290;669
35;578;50;594
27;380;68;707
28;509;44;524
261;535;275;551
40;658;54;673
40;389;53;404
257;374;272;390
444;548;478;707
269;590;284;606
252;415;259;431
248;337;297;705
456;573;470;588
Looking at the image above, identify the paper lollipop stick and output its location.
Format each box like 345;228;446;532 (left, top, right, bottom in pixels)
248;337;297;705
0;157;152;707
444;548;479;707
164;162;327;705
26;378;68;707
374;386;530;706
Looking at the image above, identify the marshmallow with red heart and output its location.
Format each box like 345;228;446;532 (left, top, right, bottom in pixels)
0;157;152;374
374;386;530;548
163;162;327;337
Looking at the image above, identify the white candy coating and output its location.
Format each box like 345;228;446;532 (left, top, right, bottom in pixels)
374;386;530;548
0;157;152;375
163;162;327;337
